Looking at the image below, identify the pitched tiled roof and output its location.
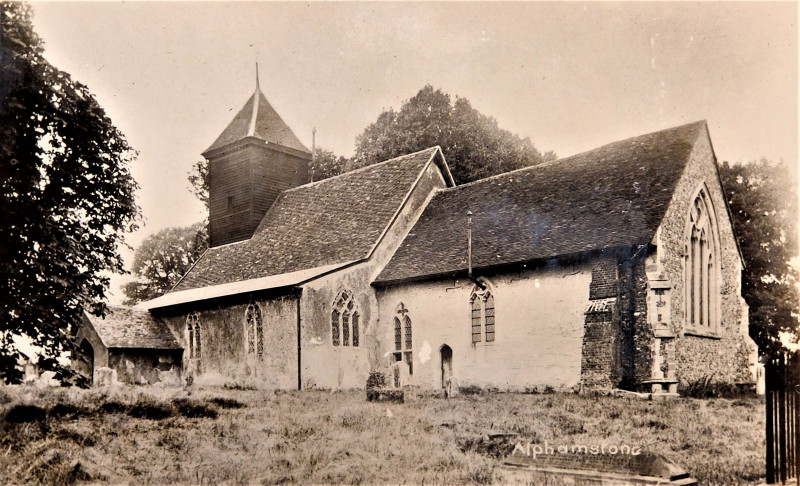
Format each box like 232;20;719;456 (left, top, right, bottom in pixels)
375;121;706;284
85;306;181;349
204;88;309;154
172;147;443;292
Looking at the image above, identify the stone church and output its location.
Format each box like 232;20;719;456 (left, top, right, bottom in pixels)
75;82;758;393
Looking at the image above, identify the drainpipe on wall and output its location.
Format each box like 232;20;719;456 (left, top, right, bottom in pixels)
296;288;302;390
466;210;486;290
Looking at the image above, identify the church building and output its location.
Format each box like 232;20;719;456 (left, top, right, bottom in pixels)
78;82;758;393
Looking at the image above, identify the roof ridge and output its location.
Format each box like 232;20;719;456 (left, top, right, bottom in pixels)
437;120;707;193
375;120;707;284
283;146;441;193
247;88;260;137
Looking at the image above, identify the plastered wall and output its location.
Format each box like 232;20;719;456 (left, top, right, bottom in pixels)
376;262;593;391
299;159;449;389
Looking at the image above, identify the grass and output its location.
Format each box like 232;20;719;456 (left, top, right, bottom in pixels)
0;385;765;485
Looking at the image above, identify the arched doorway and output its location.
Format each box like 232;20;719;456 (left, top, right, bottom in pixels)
440;345;453;390
79;339;94;385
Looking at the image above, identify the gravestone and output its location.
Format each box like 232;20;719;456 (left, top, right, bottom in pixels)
500;441;697;485
94;367;118;387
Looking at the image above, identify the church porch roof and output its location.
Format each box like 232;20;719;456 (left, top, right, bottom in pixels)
83;306;182;350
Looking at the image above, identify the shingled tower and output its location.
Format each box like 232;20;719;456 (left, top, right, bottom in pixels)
203;72;311;247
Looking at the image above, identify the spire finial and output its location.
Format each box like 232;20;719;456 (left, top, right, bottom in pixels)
255;63;260;90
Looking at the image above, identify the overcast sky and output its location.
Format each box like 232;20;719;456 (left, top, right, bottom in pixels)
28;1;798;304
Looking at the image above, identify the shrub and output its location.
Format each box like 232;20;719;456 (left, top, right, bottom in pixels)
99;401;130;415
679;376;747;399
173;398;218;419
223;382;256;391
4;404;47;424
366;370;387;389
366;389;404;403
458;384;483;395
457;434;516;459
49;403;82;419
2;405;49;445
128;403;174;420
207;397;245;409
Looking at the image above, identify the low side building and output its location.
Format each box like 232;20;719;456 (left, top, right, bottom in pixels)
73;306;183;385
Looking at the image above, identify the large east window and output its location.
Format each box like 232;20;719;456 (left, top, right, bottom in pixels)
684;186;720;334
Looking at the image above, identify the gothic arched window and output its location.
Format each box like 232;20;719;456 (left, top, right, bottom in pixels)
186;313;201;359
332;290;360;347
470;280;496;343
684;186;720;333
245;303;264;358
394;303;413;376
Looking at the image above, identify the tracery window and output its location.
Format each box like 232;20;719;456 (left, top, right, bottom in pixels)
186;313;201;359
394;303;413;376
332;289;360;347
470;280;495;344
245;303;264;358
684;186;720;333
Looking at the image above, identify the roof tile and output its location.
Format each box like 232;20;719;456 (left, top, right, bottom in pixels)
204;89;309;154
375;121;705;284
173;147;440;291
85;306;181;349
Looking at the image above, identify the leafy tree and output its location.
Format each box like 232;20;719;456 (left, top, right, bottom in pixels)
123;223;208;305
0;3;140;383
719;159;799;357
187;159;208;210
187;86;555;195
351;85;555;184
310;147;349;182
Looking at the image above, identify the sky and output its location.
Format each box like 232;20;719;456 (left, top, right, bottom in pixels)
28;1;798;304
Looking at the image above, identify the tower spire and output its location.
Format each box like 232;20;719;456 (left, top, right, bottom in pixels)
248;63;260;136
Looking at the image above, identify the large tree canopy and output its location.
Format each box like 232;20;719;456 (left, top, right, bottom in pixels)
350;85;556;184
719;159;799;357
123;223;208;305
187;85;556;197
0;3;140;382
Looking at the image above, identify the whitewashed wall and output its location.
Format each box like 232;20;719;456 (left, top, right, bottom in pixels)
376;262;592;391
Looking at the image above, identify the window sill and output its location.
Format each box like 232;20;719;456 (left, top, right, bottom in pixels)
472;342;496;347
683;329;722;339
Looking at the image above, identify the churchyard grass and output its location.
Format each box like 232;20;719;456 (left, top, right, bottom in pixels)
0;385;763;485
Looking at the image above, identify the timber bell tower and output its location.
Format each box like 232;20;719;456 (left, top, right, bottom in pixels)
202;69;311;248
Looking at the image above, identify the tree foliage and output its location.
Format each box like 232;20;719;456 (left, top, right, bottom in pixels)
187;159;208;210
310;147;349;182
719;159;799;356
351;85;556;184
0;3;140;382
187;85;555;196
122;223;208;305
